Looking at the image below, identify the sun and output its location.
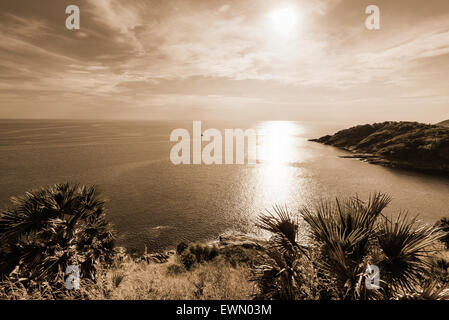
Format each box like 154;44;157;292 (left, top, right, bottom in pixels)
270;8;298;35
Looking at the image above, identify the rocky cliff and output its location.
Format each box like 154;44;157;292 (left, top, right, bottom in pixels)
310;121;449;173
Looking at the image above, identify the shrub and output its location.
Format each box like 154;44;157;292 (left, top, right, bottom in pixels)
220;246;261;267
436;218;449;249
166;263;186;276
176;241;188;255
253;193;448;300
377;214;444;297
301;193;391;299
0;183;115;285
254;205;317;300
429;258;449;284
180;243;220;270
180;252;197;270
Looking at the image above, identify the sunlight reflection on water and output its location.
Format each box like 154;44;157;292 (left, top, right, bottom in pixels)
2;120;449;252
255;121;308;208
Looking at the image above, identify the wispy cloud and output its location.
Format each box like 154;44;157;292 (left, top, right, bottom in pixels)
0;0;448;121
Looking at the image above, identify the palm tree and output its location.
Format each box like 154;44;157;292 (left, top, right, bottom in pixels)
0;183;115;283
301;193;391;299
377;214;444;297
254;193;447;300
254;205;317;300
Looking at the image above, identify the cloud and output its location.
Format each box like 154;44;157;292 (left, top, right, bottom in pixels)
1;0;449;120
0;12;51;37
307;0;343;15
219;4;230;13
76;31;89;39
357;28;449;65
76;0;449;89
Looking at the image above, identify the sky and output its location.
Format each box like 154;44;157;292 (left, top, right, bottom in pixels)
0;0;448;122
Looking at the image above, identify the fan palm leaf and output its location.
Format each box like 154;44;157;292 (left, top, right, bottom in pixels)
301;193;391;299
377;213;445;294
0;183;115;282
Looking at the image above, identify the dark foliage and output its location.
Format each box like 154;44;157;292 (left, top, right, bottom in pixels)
436;218;449;249
176;241;188;255
0;183;115;285
253;193;448;300
180;243;220;270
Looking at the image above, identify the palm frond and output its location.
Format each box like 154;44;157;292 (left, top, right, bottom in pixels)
301;193;391;299
377;213;445;294
0;182;115;283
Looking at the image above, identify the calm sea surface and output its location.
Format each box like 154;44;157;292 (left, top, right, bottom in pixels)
1;119;449;252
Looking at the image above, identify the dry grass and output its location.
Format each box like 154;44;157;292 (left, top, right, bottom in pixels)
0;256;256;300
87;256;256;300
0;243;261;300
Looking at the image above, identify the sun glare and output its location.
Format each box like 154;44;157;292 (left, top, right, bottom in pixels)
270;8;298;35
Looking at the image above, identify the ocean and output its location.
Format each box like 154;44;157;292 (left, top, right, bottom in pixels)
1;119;449;253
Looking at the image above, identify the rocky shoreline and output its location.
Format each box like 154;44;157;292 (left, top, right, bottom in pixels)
310;121;449;174
337;153;447;172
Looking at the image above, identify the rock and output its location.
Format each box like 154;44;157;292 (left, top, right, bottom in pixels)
166;250;176;256
437;120;449;127
218;234;265;250
140;252;169;264
311;121;449;174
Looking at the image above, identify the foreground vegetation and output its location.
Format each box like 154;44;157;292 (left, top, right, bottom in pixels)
1;183;449;300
